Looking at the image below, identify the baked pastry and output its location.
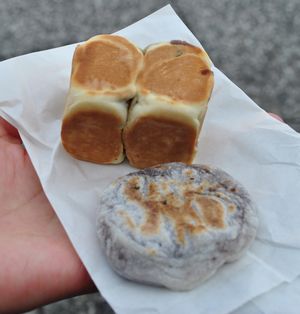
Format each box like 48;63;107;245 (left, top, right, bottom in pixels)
61;36;214;167
96;163;258;291
123;41;214;168
61;34;143;164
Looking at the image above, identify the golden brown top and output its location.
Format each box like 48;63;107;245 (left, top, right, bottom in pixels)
138;42;214;104
71;35;143;97
123;115;197;169
144;41;208;68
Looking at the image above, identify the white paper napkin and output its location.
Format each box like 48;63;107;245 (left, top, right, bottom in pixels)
1;5;300;314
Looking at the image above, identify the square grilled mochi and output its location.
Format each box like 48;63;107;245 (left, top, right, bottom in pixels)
61;35;143;164
123;41;214;168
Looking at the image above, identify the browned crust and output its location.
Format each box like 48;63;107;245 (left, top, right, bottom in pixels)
143;42;206;68
137;41;213;104
170;40;196;47
138;54;213;103
123;116;197;169
71;35;143;96
124;176;225;244
61;108;123;163
63;38;214;167
62;35;143;165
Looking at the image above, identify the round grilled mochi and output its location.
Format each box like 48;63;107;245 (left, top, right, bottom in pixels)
96;163;259;291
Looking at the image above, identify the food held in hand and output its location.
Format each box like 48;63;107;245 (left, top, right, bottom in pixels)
96;163;258;291
123;41;214;168
61;34;143;164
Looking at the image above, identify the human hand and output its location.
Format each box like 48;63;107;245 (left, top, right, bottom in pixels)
0;117;96;314
268;112;284;122
0;112;284;313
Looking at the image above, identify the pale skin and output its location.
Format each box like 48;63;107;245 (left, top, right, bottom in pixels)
0;117;96;314
0;113;283;313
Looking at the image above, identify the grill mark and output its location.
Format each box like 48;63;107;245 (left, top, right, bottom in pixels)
124;176;230;245
117;210;136;230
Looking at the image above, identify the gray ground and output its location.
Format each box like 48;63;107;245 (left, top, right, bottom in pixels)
1;0;299;313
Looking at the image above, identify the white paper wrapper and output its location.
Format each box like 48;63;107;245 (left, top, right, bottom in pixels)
1;5;300;314
233;276;300;314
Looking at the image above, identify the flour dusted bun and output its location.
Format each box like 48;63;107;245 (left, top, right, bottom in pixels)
96;163;258;291
61;34;143;164
123;41;214;168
